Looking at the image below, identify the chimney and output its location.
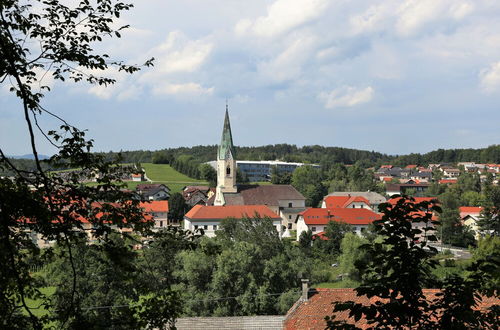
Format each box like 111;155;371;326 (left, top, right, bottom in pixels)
301;279;309;301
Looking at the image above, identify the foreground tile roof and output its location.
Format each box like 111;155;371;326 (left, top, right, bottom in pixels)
284;288;499;330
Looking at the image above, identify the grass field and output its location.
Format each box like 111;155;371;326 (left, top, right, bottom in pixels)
131;163;208;193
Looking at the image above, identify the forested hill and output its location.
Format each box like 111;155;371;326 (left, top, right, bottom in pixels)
3;144;499;175
108;144;500;168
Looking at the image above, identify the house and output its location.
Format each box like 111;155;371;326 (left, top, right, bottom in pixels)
460;206;483;239
183;204;282;237
136;183;170;200
131;173;145;182
183;185;213;207
385;183;430;197
208;108;306;234
295;208;381;240
321;195;372;210
387;197;439;238
283;286;500;329
410;172;432;182
322;192;386;211
442;168;460;178
139;200;172;229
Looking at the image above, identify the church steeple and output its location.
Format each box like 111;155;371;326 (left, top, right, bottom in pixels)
214;104;238;205
218;106;236;160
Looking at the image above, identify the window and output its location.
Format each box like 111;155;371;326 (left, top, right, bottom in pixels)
311;226;317;232
226;167;231;175
204;225;208;230
194;225;198;230
288;215;292;220
288;223;292;229
159;221;163;227
213;225;217;230
288;202;293;207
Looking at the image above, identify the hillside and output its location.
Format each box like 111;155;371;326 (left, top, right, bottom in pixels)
131;163;208;193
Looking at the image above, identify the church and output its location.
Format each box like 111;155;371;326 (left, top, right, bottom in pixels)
183;107;306;237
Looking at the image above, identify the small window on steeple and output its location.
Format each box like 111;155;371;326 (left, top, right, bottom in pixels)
226;166;231;176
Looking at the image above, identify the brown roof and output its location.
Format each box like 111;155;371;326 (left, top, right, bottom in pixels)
284;288;499;330
207;184;305;207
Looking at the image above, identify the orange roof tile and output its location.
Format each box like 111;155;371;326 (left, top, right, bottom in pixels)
284;288;499;330
323;195;371;208
184;204;281;220
300;208;380;225
140;201;169;213
439;179;457;184
388;197;438;205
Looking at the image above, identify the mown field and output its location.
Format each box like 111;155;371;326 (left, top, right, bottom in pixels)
132;163;208;193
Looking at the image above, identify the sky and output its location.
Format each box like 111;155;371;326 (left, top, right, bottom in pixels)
2;0;500;156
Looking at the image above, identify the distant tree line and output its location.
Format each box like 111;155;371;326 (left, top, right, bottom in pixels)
4;144;500;177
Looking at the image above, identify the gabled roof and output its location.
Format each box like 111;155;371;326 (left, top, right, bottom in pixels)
284;288;499;330
299;208;380;225
136;183;170;192
185;204;281;220
325;192;386;205
323;195;370;208
207;184;305;206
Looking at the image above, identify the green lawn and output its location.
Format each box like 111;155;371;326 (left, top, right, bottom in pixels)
65;163;209;194
22;286;56;318
133;163;208;194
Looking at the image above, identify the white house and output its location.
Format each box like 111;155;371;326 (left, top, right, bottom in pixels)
184;204;283;238
139;200;171;229
295;208;381;241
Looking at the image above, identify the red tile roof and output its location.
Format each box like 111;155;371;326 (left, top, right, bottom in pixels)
284;288;499;330
439;179;457;184
184;204;281;220
459;206;482;218
300;208;380;225
405;164;417;169
388;197;438;205
139;201;169;213
323;195;370;208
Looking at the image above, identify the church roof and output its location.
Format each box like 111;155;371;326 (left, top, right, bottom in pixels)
207;184;305;207
217;108;236;160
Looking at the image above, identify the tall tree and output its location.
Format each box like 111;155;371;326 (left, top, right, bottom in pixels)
168;192;188;223
0;1;157;327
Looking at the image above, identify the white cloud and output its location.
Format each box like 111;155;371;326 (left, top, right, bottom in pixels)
480;61;500;93
153;82;214;96
154;31;213;74
235;0;330;38
257;35;317;83
318;86;374;109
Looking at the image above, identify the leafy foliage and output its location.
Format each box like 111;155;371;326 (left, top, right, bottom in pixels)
326;196;499;329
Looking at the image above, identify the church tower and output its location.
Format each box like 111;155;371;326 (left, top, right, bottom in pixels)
214;105;237;206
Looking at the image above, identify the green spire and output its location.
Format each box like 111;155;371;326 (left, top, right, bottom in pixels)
218;105;236;160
